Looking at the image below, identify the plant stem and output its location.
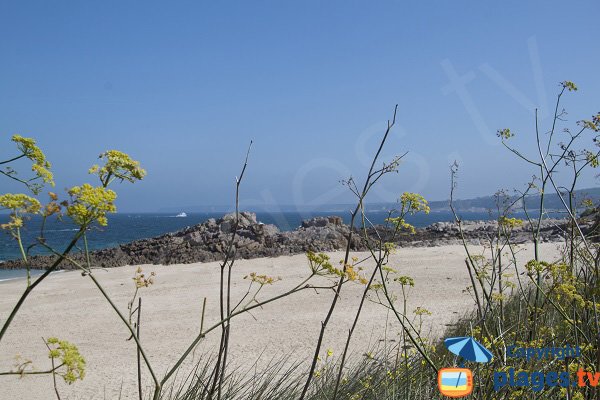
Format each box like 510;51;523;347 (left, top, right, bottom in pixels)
301;105;399;400
0;229;85;344
86;272;162;397
137;297;143;400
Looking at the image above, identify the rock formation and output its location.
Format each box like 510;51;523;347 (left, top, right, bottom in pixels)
0;212;571;270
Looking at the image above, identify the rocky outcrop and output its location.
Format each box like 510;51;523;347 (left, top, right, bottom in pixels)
0;212;571;270
398;218;567;247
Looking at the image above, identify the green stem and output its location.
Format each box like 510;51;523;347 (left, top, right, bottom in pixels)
0;153;27;165
0;363;65;376
15;227;30;287
0;229;85;344
87;272;161;396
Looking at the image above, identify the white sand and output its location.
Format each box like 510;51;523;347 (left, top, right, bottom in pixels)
0;243;562;399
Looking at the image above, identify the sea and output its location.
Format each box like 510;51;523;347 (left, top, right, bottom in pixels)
0;210;542;282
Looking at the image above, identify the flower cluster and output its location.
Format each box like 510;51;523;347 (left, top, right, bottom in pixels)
497;128;514;140
307;251;335;274
386;216;416;234
382;265;398;274
11;135;54;188
399;192;430;215
133;266;156;288
343;263;368;285
582;198;595;209
543;262;586;309
383;242;397;254
584;150;600;167
46;337;86;384
244;272;280;285
384;192;430;234
524;259;551;275
413;306;431;316
578;112;600;133
394;275;415;287
498;216;523;229
0;193;41;232
89;150;146;185
0;193;41;214
561;81;578;91
66;184;117;226
306;252;368;284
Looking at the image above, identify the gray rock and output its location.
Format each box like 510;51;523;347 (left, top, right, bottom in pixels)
301;216;343;228
0;212;570;271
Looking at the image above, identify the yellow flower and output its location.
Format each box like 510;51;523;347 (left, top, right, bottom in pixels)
498;216;523;228
385;216;416;233
496;128;514;140
46;337;86;384
307;251;335;275
90;150;146;185
394;275;415;287
0;193;41;213
383;242;397;254
0;193;41;231
133;267;156;288
11;135;54;187
561;80;578;91
66;184;117;226
400;192;430;215
413;306;431;316
31;163;54;185
382;265;398;274
345;265;359;281
244;272;280;285
584;150;600;168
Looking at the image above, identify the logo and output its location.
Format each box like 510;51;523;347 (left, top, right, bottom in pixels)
493;344;589;392
438;336;493;398
438;368;473;397
438;339;593;394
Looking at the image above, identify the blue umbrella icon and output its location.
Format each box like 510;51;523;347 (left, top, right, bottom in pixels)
444;336;493;363
444;336;493;387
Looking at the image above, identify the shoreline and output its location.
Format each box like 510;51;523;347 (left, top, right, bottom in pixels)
0;270;62;284
0;213;571;270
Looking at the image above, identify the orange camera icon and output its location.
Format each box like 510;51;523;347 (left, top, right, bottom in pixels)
438;368;473;398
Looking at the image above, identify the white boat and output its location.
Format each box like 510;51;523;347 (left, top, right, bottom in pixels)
175;212;188;218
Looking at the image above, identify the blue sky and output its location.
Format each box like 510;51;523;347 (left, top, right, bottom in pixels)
1;1;599;212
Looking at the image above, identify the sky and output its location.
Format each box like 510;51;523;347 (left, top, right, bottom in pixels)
1;1;599;212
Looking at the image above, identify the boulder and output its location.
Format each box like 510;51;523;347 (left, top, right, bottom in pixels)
301;216;343;228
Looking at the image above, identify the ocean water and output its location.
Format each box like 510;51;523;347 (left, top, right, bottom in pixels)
0;209;540;280
0;269;45;283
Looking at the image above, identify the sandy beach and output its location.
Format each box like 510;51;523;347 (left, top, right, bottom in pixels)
0;243;562;399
